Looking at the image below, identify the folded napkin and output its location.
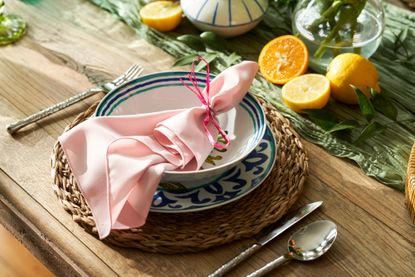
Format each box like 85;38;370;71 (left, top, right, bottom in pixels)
59;61;259;239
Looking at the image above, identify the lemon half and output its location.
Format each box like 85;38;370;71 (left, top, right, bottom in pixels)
282;74;331;112
140;1;183;32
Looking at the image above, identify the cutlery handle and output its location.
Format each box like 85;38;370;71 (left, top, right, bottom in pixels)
6;87;103;134
208;243;261;277
246;254;291;277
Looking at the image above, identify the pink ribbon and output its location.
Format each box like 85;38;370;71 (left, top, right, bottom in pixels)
180;56;230;150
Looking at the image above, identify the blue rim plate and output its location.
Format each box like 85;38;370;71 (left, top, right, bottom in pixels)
95;71;267;185
150;125;276;213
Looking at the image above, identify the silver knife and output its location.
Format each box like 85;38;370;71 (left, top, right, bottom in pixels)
208;201;323;277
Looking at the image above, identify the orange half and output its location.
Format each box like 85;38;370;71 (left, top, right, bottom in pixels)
258;35;309;85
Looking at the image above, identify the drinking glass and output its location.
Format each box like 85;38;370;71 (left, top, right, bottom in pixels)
0;0;26;45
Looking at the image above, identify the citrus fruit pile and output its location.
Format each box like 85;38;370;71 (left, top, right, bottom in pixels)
258;33;381;111
140;1;183;32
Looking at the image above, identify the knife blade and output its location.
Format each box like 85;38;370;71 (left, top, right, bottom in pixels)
207;201;323;277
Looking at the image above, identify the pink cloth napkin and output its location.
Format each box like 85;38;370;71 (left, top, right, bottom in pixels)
59;61;259;239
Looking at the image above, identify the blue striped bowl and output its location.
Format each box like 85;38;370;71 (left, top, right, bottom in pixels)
95;71;266;188
181;0;269;37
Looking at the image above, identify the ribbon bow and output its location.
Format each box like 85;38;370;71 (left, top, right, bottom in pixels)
180;56;230;150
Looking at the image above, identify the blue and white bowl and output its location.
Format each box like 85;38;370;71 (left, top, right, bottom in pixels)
95;71;266;189
181;0;269;37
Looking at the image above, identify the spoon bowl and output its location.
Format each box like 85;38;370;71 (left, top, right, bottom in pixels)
288;220;337;261
247;220;337;277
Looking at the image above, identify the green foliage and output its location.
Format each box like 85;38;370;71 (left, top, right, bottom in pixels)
302;85;398;145
392;28;415;67
200;32;228;51
177;35;205;51
172;32;243;71
354;121;385;145
351;86;401;144
303;109;359;133
369;88;398;120
310;0;368;59
353;86;375;122
194;53;217;71
272;0;299;9
173;54;199;67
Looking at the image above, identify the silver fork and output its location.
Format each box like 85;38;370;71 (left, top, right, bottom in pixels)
6;64;144;135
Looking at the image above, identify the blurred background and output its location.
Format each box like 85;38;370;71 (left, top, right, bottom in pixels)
0;224;53;276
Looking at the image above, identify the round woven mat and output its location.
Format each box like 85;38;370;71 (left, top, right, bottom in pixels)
406;143;415;223
51;98;308;253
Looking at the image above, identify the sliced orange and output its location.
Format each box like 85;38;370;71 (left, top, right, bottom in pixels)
258;35;309;85
140;1;183;32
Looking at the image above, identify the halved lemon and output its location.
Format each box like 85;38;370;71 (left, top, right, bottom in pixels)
140;1;183;32
281;74;331;112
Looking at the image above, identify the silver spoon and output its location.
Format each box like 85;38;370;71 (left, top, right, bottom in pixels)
247;220;337;277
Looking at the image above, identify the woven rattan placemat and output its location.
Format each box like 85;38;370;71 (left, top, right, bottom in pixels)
51;98;308;253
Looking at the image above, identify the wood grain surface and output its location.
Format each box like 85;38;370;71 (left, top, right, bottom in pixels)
0;0;414;276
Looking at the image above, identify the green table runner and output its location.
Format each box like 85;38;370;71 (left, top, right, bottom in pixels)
90;0;415;191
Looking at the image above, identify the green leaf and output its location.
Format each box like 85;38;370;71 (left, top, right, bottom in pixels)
177;35;206;51
303;109;358;133
354;121;385;145
172;54;199;67
200;31;227;51
302;109;340;131
393;28;411;60
396;28;409;46
369;88;398;121
221;52;242;67
407;54;415;64
302;109;337;121
310;118;338;131
194;53;217;71
381;36;395;50
327;120;359;133
352;85;375;122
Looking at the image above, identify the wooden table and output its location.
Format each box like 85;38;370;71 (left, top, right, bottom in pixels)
1;0;414;276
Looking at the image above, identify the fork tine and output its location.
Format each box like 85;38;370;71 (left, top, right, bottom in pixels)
112;64;143;86
124;65;144;80
124;64;141;76
130;66;144;79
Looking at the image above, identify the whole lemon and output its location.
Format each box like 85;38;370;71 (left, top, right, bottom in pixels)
326;53;380;105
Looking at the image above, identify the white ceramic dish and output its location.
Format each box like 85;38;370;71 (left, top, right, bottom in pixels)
151;126;276;213
95;71;266;187
181;0;269;37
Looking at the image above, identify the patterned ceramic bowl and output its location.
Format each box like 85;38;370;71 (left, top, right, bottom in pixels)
181;0;269;37
95;71;266;188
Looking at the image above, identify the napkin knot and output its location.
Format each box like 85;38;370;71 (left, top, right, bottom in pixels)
180;56;230;150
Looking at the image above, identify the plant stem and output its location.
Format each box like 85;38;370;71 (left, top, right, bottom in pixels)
308;0;344;29
315;19;343;58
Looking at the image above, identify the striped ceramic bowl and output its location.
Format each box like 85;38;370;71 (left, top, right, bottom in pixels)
95;71;266;188
181;0;269;37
